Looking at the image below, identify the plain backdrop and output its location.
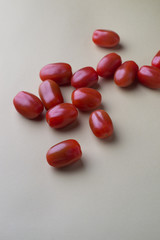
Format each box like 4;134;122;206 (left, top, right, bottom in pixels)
0;0;160;239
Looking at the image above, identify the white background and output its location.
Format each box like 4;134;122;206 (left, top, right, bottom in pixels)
0;0;160;239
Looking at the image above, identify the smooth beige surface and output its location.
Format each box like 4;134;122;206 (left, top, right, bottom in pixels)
0;0;160;239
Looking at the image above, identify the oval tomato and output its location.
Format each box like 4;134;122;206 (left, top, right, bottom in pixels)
89;110;113;138
13;91;44;119
114;61;139;87
71;67;98;88
71;88;101;111
39;63;72;85
39;80;63;110
151;50;160;69
46;139;82;168
92;29;120;48
138;66;160;89
97;53;122;78
46;103;78;128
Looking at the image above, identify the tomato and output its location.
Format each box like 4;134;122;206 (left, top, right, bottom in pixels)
97;53;122;78
39;80;63;110
151;50;160;69
138;66;160;89
89;110;113;138
71;88;101;111
92;29;120;48
114;61;139;87
46;103;78;128
71;67;98;88
46;139;82;168
39;63;72;85
13;91;44;119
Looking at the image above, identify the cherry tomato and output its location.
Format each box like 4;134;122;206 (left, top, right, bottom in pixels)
92;29;120;48
39;63;72;85
138;66;160;89
151;50;160;69
46;103;78;128
13;91;44;119
97;53;122;78
46;139;82;168
71;67;98;88
89;110;113;138
114;61;139;87
71;88;101;111
39;80;63;110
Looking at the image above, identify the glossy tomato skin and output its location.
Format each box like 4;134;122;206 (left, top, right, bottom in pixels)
46;103;78;128
97;53;122;78
92;29;120;48
39;63;72;85
39;80;63;110
114;61;139;87
71;67;98;88
151;50;160;69
71;88;101;111
89;110;113;139
46;139;82;168
13;91;44;119
138;66;160;89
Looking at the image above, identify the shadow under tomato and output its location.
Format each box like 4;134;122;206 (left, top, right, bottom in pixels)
99;76;114;84
32;111;46;122
95;43;125;51
116;79;139;91
52;158;85;173
78;103;107;116
112;43;125;51
53;119;80;132
99;131;118;144
16;111;46;122
92;82;101;90
96;103;106;111
58;82;71;87
138;82;160;92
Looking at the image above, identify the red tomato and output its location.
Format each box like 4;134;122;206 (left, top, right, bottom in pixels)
46;103;78;128
71;67;98;88
89;110;113;138
151;50;160;69
114;61;139;87
71;88;101;111
92;29;120;48
13;91;44;119
138;66;160;89
46;139;82;168
39;63;72;85
97;53;122;78
39;80;63;110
